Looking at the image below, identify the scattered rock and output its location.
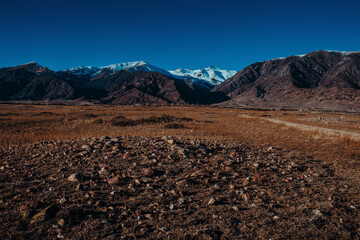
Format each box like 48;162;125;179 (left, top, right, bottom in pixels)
267;146;275;151
31;205;60;224
59;198;66;205
0;135;357;239
100;136;110;141
208;198;216;205
58;219;65;227
123;152;130;159
99;168;109;176
68;173;82;182
108;177;120;185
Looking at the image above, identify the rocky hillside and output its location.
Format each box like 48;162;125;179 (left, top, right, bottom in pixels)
0;62;228;105
82;70;229;105
0;62;74;100
213;50;360;111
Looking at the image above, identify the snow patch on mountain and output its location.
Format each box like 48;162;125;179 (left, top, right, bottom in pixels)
104;61;172;77
270;54;306;61
65;66;101;76
62;61;172;78
169;66;237;84
271;50;360;61
325;50;360;55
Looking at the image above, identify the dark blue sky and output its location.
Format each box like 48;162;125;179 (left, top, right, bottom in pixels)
1;0;359;71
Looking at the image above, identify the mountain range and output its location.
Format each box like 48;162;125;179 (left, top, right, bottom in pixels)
0;50;359;111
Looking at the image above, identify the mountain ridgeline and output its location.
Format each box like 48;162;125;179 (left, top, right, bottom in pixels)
212;50;360;111
0;50;359;111
0;61;232;105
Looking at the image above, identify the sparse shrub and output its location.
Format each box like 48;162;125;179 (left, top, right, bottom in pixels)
83;113;98;118
32;112;55;116
112;115;126;120
92;119;104;124
111;115;193;127
164;123;185;129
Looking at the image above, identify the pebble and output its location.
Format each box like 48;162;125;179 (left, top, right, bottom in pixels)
98;168;109;176
57;219;65;227
105;141;115;146
81;145;91;150
208;198;216;205
100;136;110;141
123;152;130;159
68;173;81;182
312;209;322;216
94;144;103;149
159;227;169;232
59;198;66;204
108;177;120;185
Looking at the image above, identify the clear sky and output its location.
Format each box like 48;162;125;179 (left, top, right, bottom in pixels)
1;0;359;71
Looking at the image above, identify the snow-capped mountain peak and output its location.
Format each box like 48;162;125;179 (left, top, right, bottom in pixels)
104;61;148;71
169;66;237;84
59;61;237;86
65;66;101;76
102;61;172;77
60;61;172;77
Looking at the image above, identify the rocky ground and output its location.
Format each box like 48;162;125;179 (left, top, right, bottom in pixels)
0;136;358;239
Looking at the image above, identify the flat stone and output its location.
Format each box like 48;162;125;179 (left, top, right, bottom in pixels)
108;177;120;185
68;173;82;182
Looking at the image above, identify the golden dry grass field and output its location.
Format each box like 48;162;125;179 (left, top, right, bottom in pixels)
0;103;359;178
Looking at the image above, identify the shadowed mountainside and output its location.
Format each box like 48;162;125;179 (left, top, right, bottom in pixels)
213;50;360;111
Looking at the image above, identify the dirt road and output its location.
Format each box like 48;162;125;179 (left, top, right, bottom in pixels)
237;114;360;141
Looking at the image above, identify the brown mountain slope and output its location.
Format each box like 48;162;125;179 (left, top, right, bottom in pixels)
84;70;229;105
213;50;360;111
12;70;74;100
0;63;75;100
0;62;43;99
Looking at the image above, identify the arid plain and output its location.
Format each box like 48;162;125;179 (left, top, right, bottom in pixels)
0;104;359;239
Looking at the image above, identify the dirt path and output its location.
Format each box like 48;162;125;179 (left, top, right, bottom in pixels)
237;114;360;141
